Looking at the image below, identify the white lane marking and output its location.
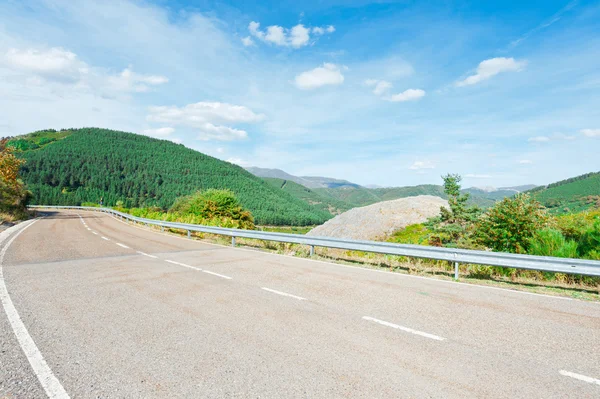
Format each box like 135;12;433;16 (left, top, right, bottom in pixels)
101;236;110;241
136;251;158;259
165;259;202;271
109;213;582;304
362;316;446;341
261;287;306;301
559;370;600;385
86;228;91;231
202;270;232;280
0;220;71;399
116;243;129;249
92;232;98;235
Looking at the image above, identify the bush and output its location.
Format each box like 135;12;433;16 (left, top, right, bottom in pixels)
476;194;550;253
528;229;578;258
169;189;254;229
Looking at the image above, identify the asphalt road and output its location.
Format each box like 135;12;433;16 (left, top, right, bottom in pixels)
1;210;599;398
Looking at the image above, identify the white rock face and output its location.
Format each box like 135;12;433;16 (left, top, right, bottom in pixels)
307;195;448;241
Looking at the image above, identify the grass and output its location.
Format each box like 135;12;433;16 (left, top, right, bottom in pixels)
120;216;600;302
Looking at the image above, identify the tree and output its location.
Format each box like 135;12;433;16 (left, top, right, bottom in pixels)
427;174;480;245
476;194;550;253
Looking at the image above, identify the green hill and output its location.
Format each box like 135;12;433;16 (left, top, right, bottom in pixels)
9;128;334;226
528;172;600;213
263;178;351;215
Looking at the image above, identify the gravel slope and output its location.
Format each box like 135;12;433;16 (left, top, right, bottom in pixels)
307;195;448;240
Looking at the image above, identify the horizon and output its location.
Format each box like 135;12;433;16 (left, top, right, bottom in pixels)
1;0;599;187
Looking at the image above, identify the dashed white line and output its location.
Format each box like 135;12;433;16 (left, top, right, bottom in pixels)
261;287;306;301
0;220;71;399
559;370;600;386
165;259;202;271
202;270;233;280
136;251;158;259
92;232;98;235
116;243;129;249
101;236;110;241
362;316;446;341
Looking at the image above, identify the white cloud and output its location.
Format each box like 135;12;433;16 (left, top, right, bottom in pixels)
409;160;435;170
197;123;248;141
265;25;287;46
528;136;550;142
147;101;263;141
248;21;334;48
2;47;168;94
290;25;310;47
581;128;600;137
241;36;254;47
464;174;493;178
3;47;86;83
294;63;344;90
106;67;168;93
312;25;335;35
147;101;265;126
365;79;392;96
456;57;526;87
387;89;426;102
143;127;174;136
518;159;533;164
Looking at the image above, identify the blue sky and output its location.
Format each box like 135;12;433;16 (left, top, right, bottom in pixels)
0;0;598;188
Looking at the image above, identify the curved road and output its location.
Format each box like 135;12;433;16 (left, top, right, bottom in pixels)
1;210;599;398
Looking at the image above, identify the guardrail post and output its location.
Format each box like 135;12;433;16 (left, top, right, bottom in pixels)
187;230;191;239
454;261;459;280
310;245;315;256
232;236;236;247
161;226;164;232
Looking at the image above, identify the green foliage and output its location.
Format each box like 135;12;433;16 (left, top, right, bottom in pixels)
388;224;430;245
14;128;333;225
169;189;254;229
528;229;578;258
0;139;31;221
476;194;550;253
426;174;481;244
263;177;351;215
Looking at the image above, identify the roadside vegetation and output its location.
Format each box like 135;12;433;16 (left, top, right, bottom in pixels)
388;174;600;287
115;189;255;230
0;138;31;224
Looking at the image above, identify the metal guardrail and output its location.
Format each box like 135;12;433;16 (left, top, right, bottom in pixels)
29;205;600;278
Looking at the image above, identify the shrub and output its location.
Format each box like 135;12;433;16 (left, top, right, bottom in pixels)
475;194;550;253
528;229;578;258
169;189;254;229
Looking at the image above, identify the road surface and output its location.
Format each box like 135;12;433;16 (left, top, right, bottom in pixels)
1;210;599;398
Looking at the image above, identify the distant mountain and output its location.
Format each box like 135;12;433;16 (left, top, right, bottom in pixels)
245;167;361;189
499;184;538;192
527;172;600;213
244;167;321;188
263;178;352;215
299;176;361;189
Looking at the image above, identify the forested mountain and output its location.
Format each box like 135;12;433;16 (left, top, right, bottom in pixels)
263;178;351;215
528;172;600;213
8;128;334;226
